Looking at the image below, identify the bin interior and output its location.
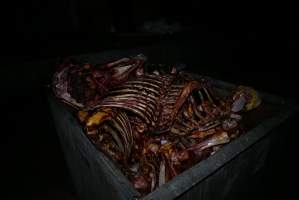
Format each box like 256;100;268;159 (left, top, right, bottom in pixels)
58;72;287;199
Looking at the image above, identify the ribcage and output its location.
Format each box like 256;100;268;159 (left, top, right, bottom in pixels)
95;74;177;127
90;73;217;134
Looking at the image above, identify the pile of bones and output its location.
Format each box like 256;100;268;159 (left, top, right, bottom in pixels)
52;54;261;195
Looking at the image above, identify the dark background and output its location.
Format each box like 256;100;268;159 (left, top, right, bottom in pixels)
1;0;298;199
